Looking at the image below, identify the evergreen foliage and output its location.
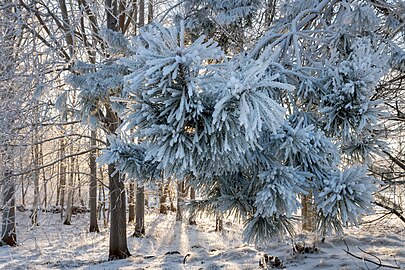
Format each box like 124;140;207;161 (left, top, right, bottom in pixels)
183;0;262;25
316;166;378;234
68;0;402;244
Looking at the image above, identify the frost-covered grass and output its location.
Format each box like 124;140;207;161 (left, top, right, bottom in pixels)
0;209;404;269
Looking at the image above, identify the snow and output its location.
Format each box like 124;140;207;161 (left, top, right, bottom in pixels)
1;210;404;269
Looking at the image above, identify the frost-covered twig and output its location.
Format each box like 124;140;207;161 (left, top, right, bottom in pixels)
374;201;405;224
343;240;401;269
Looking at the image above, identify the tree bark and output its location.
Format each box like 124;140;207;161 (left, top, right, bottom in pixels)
40;144;47;210
301;193;316;232
128;182;135;223
1;147;16;246
98;167;107;227
20;152;25;207
31;140;40;226
106;0;118;31
133;185;145;237
138;0;145;28
159;183;168;214
63;153;75;225
108;164;131;259
56;160;60;206
89;130;99;232
105;105;130;260
147;0;153;23
59;137;66;219
188;186;196;225
215;214;223;232
133;0;146;237
176;181;184;222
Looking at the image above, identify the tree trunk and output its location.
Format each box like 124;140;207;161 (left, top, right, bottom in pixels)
169;184;176;212
106;0;118;31
128;182;135;223
188;186;196;225
132;0;146;238
63;154;75;225
159;183;168;214
77;154;84;207
89;130;99;232
98;167;107;227
105;103;130;259
147;0;153;23
176;181;184;222
133;185;145;237
31;142;40;226
108;164;131;260
59;137;66;219
40;144;47;210
215;214;223;232
301;192;316;232
139;0;144;28
1;148;16;246
56;161;60;206
20;152;25;207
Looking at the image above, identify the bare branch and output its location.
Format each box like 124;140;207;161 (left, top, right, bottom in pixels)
1;147;103;181
343;241;401;269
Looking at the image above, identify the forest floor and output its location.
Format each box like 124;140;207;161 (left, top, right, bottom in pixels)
0;208;404;270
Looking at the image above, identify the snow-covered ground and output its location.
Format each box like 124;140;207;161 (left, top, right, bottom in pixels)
0;209;404;269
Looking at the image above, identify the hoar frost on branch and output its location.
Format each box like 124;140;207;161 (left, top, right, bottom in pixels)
316;166;378;235
319;39;388;163
92;0;394;244
96;135;159;184
119;22;292;179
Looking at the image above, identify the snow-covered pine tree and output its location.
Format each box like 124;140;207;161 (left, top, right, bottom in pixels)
251;1;390;162
97;0;397;244
98;21;317;242
178;0;263;52
94;16;377;244
248;0;393;235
